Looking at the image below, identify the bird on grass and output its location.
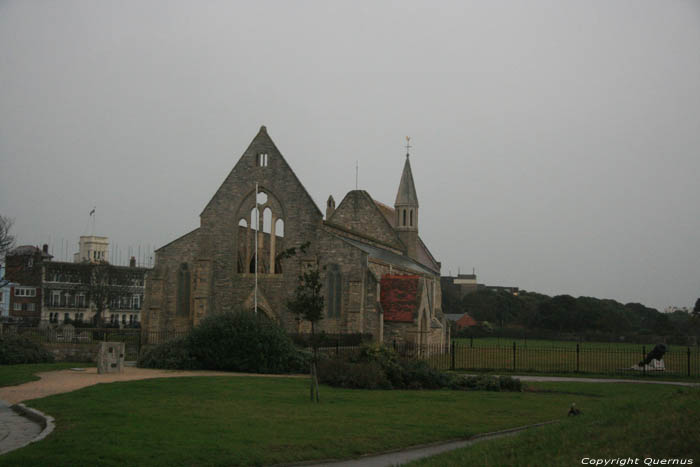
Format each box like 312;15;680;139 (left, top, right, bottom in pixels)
568;403;581;416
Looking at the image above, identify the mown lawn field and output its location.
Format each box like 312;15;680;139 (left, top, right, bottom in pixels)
425;339;700;377
453;337;680;350
3;375;615;466
410;383;700;466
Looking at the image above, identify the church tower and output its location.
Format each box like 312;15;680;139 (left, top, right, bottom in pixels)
394;145;419;260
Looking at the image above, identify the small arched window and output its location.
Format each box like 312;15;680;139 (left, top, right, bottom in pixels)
263;208;272;234
275;218;284;238
403;209;407;226
250;208;259;231
410;209;413;227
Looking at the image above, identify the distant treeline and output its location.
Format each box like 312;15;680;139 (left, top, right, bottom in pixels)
443;289;699;339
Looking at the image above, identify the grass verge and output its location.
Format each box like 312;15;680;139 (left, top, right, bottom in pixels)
409;382;700;466
1;376;621;466
0;362;92;388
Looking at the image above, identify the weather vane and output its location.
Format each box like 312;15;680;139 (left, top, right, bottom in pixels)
405;136;412;157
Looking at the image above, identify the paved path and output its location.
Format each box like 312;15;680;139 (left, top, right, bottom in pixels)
486;374;700;387
0;367;304;405
303;421;557;467
0;401;42;455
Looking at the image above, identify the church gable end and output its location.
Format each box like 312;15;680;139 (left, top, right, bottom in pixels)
201;126;322;222
327;190;404;250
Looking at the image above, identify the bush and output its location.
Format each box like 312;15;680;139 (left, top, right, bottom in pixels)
137;311;309;374
138;338;200;370
0;334;55;364
290;332;373;348
317;359;391;389
317;343;523;392
188;312;307;373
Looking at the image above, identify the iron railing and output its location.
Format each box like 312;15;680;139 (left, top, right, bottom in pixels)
3;325;699;377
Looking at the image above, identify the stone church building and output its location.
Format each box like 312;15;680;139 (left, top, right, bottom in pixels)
143;126;447;347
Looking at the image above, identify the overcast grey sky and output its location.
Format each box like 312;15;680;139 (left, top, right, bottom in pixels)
1;1;699;310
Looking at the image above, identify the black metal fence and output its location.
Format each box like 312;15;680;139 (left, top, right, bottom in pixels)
386;341;700;378
3;324;699;377
318;340;700;378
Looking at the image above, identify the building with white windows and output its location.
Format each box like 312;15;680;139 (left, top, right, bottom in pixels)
73;236;110;263
0;264;15;319
5;243;148;327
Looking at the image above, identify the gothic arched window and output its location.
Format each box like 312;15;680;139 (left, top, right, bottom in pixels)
326;264;342;318
176;263;191;317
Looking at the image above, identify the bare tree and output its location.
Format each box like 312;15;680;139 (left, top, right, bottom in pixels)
0;215;15;287
0;216;15;257
53;261;142;327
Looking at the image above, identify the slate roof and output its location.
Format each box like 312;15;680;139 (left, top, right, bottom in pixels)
373;199;395;227
457;314;478;328
416;237;440;273
380;275;419;323
338;236;436;276
444;313;465;322
7;245;52;258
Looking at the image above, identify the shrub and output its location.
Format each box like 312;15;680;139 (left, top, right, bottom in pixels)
318;359;391;389
498;375;523;392
318;343;523;392
137;311;309;374
137;338;199;370
188;312;307;373
396;359;452;390
0;334;55;364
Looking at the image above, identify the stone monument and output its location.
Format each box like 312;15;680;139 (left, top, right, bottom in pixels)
97;342;125;374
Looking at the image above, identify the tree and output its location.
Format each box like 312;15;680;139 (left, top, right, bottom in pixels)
0;216;14;257
0;215;15;287
693;298;700;318
287;265;324;403
63;261;142;327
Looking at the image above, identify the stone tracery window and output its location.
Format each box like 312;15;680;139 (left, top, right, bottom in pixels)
237;189;285;275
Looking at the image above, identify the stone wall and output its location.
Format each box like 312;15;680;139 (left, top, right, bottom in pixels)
44;343;100;362
142;228;200;334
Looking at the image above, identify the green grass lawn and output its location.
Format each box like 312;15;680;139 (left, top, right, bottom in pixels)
455;337;698;350
1;375;619;466
0;362;93;388
428;339;700;377
410;383;700;466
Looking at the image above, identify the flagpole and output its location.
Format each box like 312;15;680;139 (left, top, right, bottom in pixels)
254;182;258;315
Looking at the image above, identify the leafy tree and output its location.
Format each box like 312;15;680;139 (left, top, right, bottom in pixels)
287;265;324;402
694;298;700;318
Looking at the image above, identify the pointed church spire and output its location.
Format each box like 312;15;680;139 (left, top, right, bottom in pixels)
394;137;419;259
394;151;419;207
